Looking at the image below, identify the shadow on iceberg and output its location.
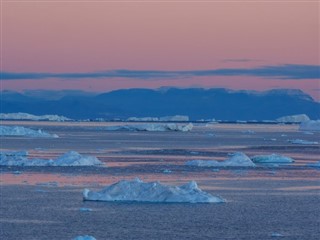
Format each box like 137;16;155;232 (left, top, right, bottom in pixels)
83;178;225;203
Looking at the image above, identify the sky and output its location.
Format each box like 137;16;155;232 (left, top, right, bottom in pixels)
1;0;320;100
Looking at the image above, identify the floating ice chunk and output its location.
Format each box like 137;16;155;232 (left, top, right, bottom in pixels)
271;232;284;237
299;120;320;131
105;123;193;132
83;178;225;203
252;154;294;163
72;236;96;240
0;151;103;167
53;151;103;166
79;208;92;212
163;169;172;174
0;126;58;138
307;161;320;168
0;112;71;121
276;114;310;123
186;152;255;167
241;130;255;134
289;139;318;145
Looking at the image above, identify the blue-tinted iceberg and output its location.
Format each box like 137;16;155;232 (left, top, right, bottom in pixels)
276;114;310;123
0;126;58;138
72;236;96;240
186;152;255;167
299;120;320;131
252;154;294;163
0;151;103;166
83;178;225;203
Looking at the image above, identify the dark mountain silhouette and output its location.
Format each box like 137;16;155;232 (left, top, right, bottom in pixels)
1;88;319;120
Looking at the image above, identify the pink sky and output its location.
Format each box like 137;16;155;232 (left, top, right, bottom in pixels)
1;1;319;99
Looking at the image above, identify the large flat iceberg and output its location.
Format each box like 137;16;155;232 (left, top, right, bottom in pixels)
276;114;310;123
0;126;58;138
186;152;255;167
105;123;193;132
251;154;294;163
299;120;320;131
0;112;71;121
0;151;103;166
83;178;225;203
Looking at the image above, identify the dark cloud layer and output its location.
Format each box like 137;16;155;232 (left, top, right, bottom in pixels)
1;64;319;80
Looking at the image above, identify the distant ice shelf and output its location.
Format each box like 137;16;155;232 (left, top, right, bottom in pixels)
0;112;71;121
251;154;294;163
83;178;225;203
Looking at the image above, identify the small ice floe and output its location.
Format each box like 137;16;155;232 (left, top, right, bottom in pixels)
13;171;22;175
271;232;284;237
83;178;225;203
276;114;310;123
280;134;287;137
212;169;220;172
241;130;255;134
252;154;294;163
264;138;277;141
299;120;320;131
289;139;319;145
0;151;103;166
303;131;314;135
105;123;193;132
72;236;96;240
186;152;255;167
0;126;58;138
79;208;92;212
163;169;172;174
307;161;320;168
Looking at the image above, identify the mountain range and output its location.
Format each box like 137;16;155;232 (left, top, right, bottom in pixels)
1;88;319;121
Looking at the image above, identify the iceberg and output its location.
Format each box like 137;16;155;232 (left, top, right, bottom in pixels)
0;112;71;121
299;120;320;131
289;139;318;145
72;236;96;240
159;115;189;122
105;123;193;132
0;126;58;138
83;178;225;203
0;151;103;166
127;117;159;121
307;161;320;168
186;152;255;167
276;114;310;123
251;154;294;163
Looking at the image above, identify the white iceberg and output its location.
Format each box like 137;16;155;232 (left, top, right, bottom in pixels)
251;154;294;163
186;152;255;167
289;139;318;145
0;112;71;121
276;114;310;123
105;123;193;132
72;236;96;240
83;178;225;203
0;126;58;138
127;117;159;122
159;115;189;122
0;151;103;166
299;120;320;131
